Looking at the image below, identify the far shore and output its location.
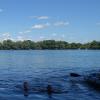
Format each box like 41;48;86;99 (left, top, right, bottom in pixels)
0;40;100;50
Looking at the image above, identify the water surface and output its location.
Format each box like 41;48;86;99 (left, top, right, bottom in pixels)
0;50;100;100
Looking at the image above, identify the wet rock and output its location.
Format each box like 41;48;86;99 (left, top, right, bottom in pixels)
70;73;81;77
23;82;29;91
85;73;100;90
23;81;29;97
47;85;53;95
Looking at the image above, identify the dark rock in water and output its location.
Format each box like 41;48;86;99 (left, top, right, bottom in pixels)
23;81;29;97
47;85;53;95
23;81;29;91
47;85;53;98
70;73;81;77
85;73;100;90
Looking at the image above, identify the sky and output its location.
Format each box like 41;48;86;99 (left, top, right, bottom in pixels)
0;0;100;43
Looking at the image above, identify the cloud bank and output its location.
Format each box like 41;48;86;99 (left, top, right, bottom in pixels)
32;23;50;29
30;16;49;20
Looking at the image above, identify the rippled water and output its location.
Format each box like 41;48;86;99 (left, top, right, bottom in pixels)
0;50;100;100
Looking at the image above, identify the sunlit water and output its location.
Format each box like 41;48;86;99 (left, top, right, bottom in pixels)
0;50;100;100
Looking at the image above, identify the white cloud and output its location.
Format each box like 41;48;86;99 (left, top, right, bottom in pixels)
16;35;32;41
54;21;69;26
18;30;31;35
32;24;45;29
2;32;10;40
24;30;31;33
0;9;3;13
18;32;23;34
30;16;49;20
0;32;15;41
32;23;50;29
39;36;45;39
2;32;10;37
17;36;24;41
36;16;49;20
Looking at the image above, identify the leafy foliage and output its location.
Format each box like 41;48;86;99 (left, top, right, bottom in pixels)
0;40;100;50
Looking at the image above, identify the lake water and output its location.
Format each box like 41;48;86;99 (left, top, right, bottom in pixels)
0;50;100;100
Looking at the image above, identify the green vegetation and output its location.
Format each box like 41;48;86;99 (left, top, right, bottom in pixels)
0;40;100;50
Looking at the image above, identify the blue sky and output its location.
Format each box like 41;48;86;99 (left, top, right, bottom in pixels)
0;0;100;42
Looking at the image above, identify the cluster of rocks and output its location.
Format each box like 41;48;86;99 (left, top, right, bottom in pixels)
84;73;100;89
70;72;100;90
22;72;100;97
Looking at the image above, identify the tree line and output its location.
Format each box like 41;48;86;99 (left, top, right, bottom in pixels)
0;40;100;50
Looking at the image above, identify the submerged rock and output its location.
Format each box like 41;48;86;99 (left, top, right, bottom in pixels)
85;73;100;90
23;82;29;91
70;73;81;77
47;85;53;95
23;81;29;97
